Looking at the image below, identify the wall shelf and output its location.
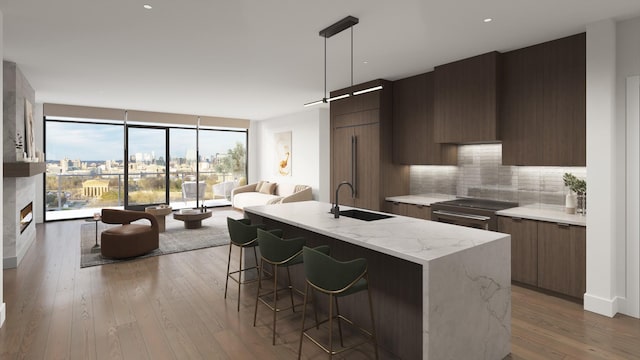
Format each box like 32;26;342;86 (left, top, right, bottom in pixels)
3;162;46;177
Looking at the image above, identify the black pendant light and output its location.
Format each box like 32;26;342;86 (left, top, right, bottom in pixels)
305;16;382;107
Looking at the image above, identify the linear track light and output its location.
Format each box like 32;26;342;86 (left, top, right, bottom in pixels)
327;94;350;102
352;85;383;96
304;99;327;107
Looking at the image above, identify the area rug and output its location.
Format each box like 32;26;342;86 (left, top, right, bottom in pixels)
80;209;243;268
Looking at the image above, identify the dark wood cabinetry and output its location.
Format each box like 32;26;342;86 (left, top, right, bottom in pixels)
499;215;586;300
538;222;586;299
331;80;409;212
434;52;500;144
501;33;586;166
498;217;538;286
385;201;431;220
393;72;457;165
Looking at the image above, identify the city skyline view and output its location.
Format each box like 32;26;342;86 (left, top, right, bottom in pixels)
45;121;246;161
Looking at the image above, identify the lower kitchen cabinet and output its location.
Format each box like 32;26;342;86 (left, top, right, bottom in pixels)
499;216;586;300
385;202;431;220
498;217;538;286
386;201;408;216
406;203;431;220
538;222;586;299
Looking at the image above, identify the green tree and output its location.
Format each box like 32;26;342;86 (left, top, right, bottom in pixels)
221;142;246;176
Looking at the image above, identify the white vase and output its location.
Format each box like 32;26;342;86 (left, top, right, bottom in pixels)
565;193;577;214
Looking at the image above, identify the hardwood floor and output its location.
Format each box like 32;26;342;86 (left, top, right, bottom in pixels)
2;210;640;359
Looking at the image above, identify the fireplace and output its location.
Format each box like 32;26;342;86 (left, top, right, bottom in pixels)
20;202;33;234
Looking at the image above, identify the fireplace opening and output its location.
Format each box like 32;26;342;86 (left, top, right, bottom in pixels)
20;202;33;234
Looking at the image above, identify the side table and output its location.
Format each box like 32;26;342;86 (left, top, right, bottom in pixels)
84;216;101;253
145;206;173;232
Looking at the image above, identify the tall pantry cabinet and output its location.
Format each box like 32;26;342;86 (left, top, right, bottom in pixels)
330;80;409;211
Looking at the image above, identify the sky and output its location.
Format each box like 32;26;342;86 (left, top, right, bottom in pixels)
45;121;246;161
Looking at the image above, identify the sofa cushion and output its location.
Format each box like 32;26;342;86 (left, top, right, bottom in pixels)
258;182;277;194
233;192;281;210
276;183;297;197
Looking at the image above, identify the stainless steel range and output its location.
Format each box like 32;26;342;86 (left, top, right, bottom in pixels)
430;198;518;231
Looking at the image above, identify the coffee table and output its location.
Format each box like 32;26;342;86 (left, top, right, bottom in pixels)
145;205;173;232
173;209;212;229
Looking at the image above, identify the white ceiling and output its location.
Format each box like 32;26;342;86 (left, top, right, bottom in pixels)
1;0;639;121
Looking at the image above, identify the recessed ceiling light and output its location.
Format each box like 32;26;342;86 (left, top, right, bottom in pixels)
143;4;152;10
483;18;493;23
363;61;369;64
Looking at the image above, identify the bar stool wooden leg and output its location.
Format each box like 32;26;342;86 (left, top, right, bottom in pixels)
224;243;232;299
272;264;279;345
287;267;296;312
298;283;310;360
236;246;244;312
335;296;344;347
367;282;379;360
253;259;265;327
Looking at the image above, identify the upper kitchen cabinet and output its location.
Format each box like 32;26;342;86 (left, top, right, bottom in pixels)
330;79;409;212
393;72;457;165
434;51;501;144
501;33;586;166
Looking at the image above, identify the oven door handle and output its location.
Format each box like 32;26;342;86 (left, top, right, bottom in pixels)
432;210;491;222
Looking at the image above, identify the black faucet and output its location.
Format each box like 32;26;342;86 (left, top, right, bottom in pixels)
332;181;355;218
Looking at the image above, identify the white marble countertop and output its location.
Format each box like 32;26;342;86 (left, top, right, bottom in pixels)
244;200;509;265
496;204;586;226
385;193;456;206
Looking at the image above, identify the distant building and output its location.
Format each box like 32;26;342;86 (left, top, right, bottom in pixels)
82;179;110;198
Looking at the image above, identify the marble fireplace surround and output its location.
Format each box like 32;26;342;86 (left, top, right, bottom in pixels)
3;61;38;269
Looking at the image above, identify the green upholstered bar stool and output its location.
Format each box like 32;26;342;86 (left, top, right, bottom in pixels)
253;228;329;345
225;217;281;311
297;246;378;359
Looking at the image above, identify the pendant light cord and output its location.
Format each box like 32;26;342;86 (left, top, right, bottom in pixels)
351;26;354;87
324;36;327;101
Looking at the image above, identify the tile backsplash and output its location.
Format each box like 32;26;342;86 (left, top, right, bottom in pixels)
410;144;587;206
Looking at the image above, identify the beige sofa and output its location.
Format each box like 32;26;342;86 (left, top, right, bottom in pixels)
231;181;312;210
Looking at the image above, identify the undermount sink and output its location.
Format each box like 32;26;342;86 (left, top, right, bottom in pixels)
337;209;393;221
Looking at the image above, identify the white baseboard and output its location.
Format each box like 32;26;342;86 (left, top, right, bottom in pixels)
0;303;5;328
584;293;619;317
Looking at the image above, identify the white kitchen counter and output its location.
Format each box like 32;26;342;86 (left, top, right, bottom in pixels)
244;200;511;360
385;193;455;206
497;204;587;226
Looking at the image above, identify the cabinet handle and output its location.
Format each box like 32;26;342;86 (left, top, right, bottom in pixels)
393;202;400;205
352;135;358;197
512;217;522;222
557;223;570;228
416;204;424;208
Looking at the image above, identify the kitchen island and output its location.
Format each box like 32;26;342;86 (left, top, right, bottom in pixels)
244;201;511;359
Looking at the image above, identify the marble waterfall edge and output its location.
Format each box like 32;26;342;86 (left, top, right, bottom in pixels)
426;238;511;359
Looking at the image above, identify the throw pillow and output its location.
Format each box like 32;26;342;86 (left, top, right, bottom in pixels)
255;180;265;191
259;182;276;194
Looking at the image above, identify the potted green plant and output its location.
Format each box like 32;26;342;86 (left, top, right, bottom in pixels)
563;173;586;214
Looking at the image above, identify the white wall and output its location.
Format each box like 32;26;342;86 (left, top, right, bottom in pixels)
248;107;330;202
584;20;618;317
0;9;6;328
617;16;640;317
585;15;640;318
35;103;43;223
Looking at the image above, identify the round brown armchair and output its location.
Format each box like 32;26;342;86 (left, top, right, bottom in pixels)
100;209;160;259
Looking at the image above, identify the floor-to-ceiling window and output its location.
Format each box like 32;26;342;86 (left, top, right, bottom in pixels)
45;117;248;221
45;119;125;221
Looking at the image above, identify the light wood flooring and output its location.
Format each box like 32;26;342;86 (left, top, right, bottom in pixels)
1;209;640;359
